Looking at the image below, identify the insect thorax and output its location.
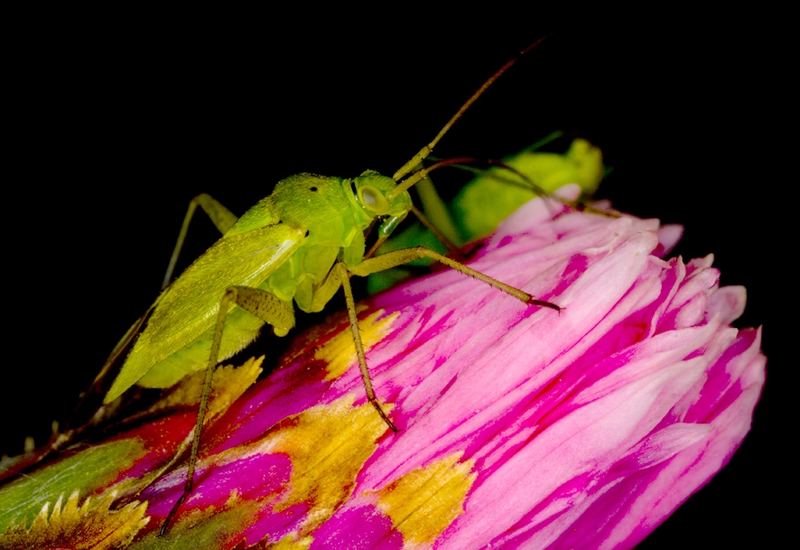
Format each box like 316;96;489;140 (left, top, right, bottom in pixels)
261;172;410;312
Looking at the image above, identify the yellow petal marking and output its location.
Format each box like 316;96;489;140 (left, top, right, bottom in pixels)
149;356;264;424
315;310;398;380
270;534;313;549
272;395;391;530
374;453;476;545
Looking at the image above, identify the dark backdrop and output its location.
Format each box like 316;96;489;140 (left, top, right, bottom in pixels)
3;13;787;548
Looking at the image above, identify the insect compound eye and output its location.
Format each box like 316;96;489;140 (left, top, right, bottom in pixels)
362;187;378;206
358;185;389;214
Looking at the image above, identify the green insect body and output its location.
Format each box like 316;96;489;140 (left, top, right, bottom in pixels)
105;172;411;402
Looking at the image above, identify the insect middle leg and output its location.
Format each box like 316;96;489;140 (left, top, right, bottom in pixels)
414;176;460;246
334;263;397;432
160;286;294;535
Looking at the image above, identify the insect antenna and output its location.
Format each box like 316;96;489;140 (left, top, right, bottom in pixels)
422;156;620;218
377;156;559;260
464;159;620;218
392;37;548;183
391;156;555;203
389;157;480;198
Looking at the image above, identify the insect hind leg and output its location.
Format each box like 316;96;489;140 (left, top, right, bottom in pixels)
162;194;239;289
159;286;294;535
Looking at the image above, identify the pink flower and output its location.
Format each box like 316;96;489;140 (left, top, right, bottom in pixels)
0;186;765;549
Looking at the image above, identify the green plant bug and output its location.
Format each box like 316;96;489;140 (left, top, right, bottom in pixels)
56;39;565;534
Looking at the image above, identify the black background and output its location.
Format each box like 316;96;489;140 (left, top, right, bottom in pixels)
3;11;789;548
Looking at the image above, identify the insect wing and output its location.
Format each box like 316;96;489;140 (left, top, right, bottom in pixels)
105;223;305;402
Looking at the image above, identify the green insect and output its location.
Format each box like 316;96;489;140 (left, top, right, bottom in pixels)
93;40;564;533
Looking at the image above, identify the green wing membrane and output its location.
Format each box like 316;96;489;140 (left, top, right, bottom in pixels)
105;222;305;402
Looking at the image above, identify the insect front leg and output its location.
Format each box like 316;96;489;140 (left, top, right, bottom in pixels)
365;179;461;260
350;247;561;311
414;176;460;246
162;193;238;289
160;286;294;535
409;205;461;256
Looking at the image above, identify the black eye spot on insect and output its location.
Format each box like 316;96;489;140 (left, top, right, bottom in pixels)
304;229;310;237
309;186;318;192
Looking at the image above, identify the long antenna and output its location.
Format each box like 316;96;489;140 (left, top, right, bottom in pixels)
392;37;547;182
389;156;561;221
388;157;478;198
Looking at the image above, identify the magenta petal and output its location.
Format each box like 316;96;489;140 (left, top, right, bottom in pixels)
142;452;292;519
310;504;404;550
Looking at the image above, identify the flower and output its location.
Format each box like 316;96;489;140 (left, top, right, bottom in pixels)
0;185;765;549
